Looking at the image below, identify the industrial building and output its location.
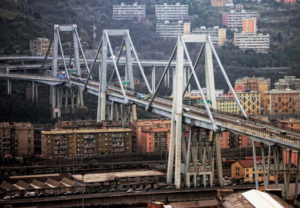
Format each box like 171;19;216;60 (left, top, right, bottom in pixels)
73;170;165;190
155;3;188;21
234;32;270;52
156;21;190;38
0;122;34;157
29;38;53;56
112;3;146;20
192;26;227;46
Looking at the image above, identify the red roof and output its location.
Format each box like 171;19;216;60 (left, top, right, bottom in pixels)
238;160;255;168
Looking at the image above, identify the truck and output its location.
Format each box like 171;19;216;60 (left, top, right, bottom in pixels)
25;192;35;197
137;94;146;100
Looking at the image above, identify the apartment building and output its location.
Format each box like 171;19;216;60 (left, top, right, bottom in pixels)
222;8;256;29
0;122;34;157
189;89;224;101
113;3;146;20
263;89;300;117
155;3;188;21
237;90;260;115
217;97;238;114
192;26;227;46
29;38;53;56
242;18;257;33
211;0;227;7
130;119;171;154
235;77;270;102
234;32;270;52
41;128;132;158
156;21;190;38
277;118;300;130
274;76;300;90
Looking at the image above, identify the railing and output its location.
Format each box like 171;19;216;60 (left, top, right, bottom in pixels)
0;72;66;81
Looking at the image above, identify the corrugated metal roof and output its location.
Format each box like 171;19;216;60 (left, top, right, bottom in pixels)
242;190;283;208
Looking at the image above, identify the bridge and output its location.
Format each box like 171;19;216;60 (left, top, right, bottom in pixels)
0;25;300;203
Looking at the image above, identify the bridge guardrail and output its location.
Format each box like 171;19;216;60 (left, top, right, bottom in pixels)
0;73;66;81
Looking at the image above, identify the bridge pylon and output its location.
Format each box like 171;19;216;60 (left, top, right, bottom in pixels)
147;34;248;189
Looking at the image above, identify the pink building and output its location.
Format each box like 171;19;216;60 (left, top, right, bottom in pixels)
284;150;298;166
222;13;228;27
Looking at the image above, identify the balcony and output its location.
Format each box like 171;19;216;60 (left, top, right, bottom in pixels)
112;144;124;148
112;148;124;152
112;138;124;142
84;145;96;149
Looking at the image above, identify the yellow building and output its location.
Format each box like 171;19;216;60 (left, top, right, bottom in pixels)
235;77;270;103
231;160;274;183
216;97;239;114
237;90;260;115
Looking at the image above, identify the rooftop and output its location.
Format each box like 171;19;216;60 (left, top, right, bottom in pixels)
73;170;165;183
42;128;131;135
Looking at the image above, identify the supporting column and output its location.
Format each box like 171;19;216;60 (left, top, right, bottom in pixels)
98;35;108;121
6;67;10;74
287;149;292;199
252;140;259;190
214;133;224;186
261;143;267;192
174;38;184;189
71;88;75;114
73;25;81;76
110;101;114;120
275;146;279;188
172;67;176;96
152;66;156;93
32;81;35;101
132;104;137;121
266;145;271;190
167;68;170;88
7;79;11;95
294;151;300;205
205;38;216;109
183;67;187;89
187;67;191;92
35;84;38;105
65;89;68;110
125;33;134;90
52;25;59;77
282;147;288;198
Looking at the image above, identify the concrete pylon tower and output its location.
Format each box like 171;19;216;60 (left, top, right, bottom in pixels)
159;34;248;189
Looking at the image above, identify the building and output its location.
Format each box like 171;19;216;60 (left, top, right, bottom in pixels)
130;119;171;154
234;32;270;52
274;76;300;90
237;90;260;115
222;7;257;29
221;189;293;208
0;122;34;157
188;88;224;101
192;26;227;46
217;97;238;114
276;0;296;3
155;3;189;21
277;118;300;130
156;21;190;38
263;89;300;117
73;170;165;190
211;0;227;7
242;17;257;33
41;128;132;158
235;76;270;102
112;3;146;20
29;38;53;56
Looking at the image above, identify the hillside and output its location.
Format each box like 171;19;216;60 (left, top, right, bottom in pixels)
0;0;300;90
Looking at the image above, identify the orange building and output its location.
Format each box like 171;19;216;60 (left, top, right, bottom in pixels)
263;89;300;117
210;0;227;7
242;18;256;33
277;118;300;130
130;119;171;153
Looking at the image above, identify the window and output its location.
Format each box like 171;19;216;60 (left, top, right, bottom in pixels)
99;134;102;136
246;169;249;172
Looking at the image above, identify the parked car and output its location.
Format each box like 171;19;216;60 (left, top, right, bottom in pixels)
121;188;128;192
127;188;134;193
37;193;45;197
136;187;143;191
100;189;107;193
165;186;174;189
4;196;11;200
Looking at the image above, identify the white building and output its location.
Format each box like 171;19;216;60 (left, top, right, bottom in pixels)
113;3;146;20
190;89;224;99
156;21;190;38
155;3;189;21
192;26;227;46
234;32;270;52
222;10;257;29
